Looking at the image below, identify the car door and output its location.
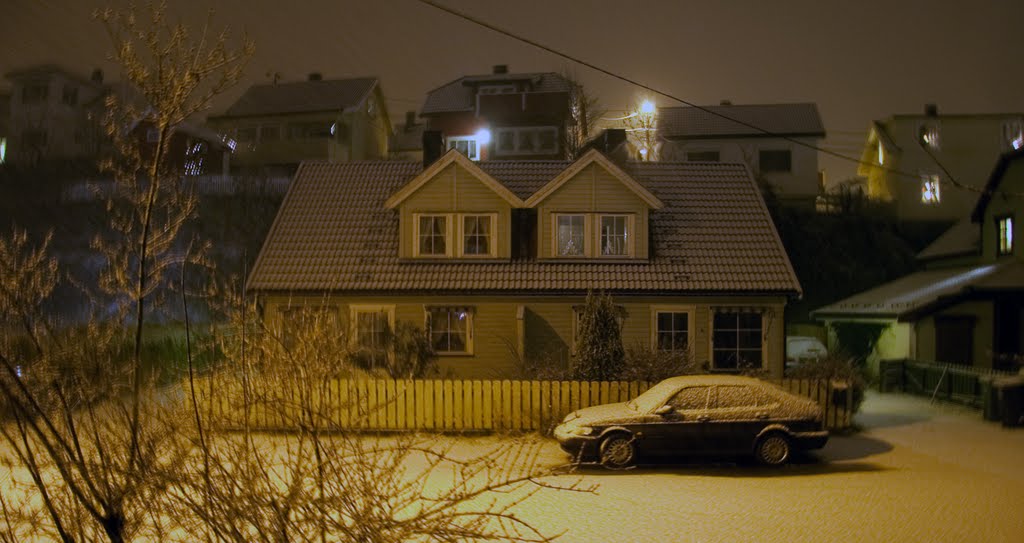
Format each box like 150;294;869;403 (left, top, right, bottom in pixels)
703;385;768;454
650;385;712;457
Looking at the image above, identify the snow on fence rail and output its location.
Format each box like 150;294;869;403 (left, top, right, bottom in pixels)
190;377;853;433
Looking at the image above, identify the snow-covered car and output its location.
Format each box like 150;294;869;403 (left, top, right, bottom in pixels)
553;375;828;468
786;336;827;370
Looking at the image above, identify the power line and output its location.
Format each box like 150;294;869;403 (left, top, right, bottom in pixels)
414;0;1013;198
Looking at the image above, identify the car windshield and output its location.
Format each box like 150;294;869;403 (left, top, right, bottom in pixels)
628;380;681;413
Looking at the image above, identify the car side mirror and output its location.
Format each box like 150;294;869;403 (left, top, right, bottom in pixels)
655;405;673;416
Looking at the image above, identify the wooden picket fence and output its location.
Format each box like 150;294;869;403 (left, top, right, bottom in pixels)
190;376;853;433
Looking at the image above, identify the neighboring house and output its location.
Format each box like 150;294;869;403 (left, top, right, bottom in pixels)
129;118;232;177
813;148;1024;374
389;110;425;162
420;65;574;161
245;148;802;379
4;64;109;163
658;102;826;207
206;74;390;172
857;105;1024;222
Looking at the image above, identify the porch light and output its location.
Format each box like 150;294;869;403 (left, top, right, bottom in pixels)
640;99;655;115
475;128;491;145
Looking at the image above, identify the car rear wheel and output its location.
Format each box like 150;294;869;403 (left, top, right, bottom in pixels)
755;433;791;466
599;433;635;469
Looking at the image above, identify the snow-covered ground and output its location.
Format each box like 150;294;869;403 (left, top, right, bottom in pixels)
499;390;1024;542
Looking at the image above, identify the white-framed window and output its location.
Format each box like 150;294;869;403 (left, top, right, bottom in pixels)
426;306;473;355
919;122;941;150
413;213;498;258
555;214;587;257
997;215;1014;256
653;307;694;355
494;126;558;156
461;214;496;257
552;213;635;258
921;174;941;204
1003;120;1024;151
447;136;479;161
759;149;792;173
479;85;517;95
414;214;451;257
599;214;631;257
711;310;764;371
350;304;395;365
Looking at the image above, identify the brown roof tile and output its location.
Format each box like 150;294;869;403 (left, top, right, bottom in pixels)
246;160;801;295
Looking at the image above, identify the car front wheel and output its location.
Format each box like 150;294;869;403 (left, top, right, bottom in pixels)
755;433;791;466
599;433;636;469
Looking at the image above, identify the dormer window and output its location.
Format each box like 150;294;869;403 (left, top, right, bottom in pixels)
556;214;586;256
413;213;497;258
600;215;630;256
552;213;635;258
416;214;450;257
997;215;1014;256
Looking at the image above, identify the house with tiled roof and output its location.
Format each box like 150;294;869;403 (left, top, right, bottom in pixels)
657;102;826;207
206;74;390;172
246;147;802;378
419;65;575;162
814;148;1024;374
857;105;1024;222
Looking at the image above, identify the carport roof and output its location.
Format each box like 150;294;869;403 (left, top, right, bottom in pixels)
811;260;1024;321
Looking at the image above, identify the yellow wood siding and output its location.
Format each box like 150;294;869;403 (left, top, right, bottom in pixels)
398;163;512;259
261;294;788;379
537;163;650;259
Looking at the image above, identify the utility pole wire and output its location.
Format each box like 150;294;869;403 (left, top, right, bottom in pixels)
415;0;1021;200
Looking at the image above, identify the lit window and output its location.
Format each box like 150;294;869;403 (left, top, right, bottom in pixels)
447;136;479;161
919;123;941;150
494;127;559;156
712;311;763;370
921;174;941;204
758;149;792;173
877;140;884;165
656;311;690;353
0;138;7;163
427;307;472;354
686;150;720;162
416;215;449;257
556;214;586;256
997;216;1014;256
600;215;630;256
462;215;493;256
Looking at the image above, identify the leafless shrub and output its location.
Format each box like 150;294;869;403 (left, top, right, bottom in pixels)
620;342;701;382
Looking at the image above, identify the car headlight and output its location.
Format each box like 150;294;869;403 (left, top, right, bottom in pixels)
572;426;594;436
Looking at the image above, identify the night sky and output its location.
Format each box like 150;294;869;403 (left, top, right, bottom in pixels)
2;0;1022;183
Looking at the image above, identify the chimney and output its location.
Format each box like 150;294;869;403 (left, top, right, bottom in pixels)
308;72;323;81
405;111;416;130
720;99;732;106
422;130;444;168
925;103;938;117
492;64;508;75
91;68;104;84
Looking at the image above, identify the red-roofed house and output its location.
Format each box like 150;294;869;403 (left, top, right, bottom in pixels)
246;149;802;378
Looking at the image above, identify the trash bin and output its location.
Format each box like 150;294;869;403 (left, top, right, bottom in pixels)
994;377;1024;428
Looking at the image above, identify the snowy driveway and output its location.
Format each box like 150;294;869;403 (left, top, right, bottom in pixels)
465;391;1024;543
